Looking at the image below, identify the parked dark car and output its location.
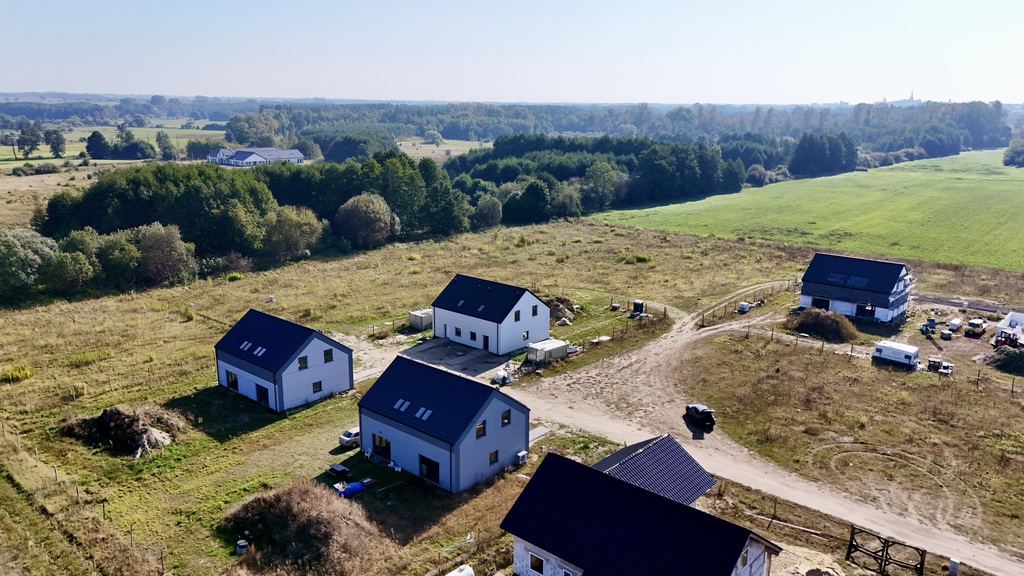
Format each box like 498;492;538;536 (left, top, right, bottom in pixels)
685;404;716;429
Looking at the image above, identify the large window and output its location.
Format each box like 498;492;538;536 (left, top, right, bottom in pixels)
501;409;511;426
476;420;486;438
530;553;544;574
298;356;308;370
226;371;238;391
323;349;333;363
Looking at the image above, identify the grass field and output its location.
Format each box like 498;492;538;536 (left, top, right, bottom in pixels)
600;149;1024;270
0;120;226;166
396;137;491;164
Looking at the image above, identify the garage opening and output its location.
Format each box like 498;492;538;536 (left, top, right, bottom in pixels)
855;303;875;318
811;297;830;310
419;455;440;484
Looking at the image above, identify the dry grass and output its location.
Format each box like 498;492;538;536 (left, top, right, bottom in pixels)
683;332;1024;557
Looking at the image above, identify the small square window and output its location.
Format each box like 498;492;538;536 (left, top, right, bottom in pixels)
470;331;477;341
298;356;308;370
501;409;511;426
312;381;323;393
532;304;538;317
476;420;486;438
226;371;238;391
514;310;521;322
489;450;498;464
522;331;529;340
455;327;462;337
530;553;544;574
324;349;333;363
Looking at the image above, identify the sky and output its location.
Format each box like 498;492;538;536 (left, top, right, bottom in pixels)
3;0;1022;105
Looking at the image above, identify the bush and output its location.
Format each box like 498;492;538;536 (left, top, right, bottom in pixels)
789;308;858;342
2;364;32;384
992;349;1024;376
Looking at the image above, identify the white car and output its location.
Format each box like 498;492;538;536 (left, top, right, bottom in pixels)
339;427;360;448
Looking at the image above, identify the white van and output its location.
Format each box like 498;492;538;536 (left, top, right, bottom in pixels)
948;317;963;331
872;340;919;368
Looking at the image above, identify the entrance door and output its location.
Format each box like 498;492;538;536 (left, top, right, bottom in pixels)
419;455;440;484
483;335;490;352
373;434;391;460
255;384;269;406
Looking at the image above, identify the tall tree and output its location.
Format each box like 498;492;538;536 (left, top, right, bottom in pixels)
262;206;323;263
334;193;393;249
156;130;176;161
86;130;111;159
43;129;66;158
418;158;469;235
16;122;43;157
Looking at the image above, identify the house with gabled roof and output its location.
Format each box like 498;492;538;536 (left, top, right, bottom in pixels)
592;433;716;506
800;253;912;322
358;356;529;493
431;274;549;355
206;147;305;166
501;453;782;576
214;309;353;411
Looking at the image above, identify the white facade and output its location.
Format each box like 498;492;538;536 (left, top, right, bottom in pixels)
513;535;772;576
798;293;907;322
433;292;549;355
218;337;352;411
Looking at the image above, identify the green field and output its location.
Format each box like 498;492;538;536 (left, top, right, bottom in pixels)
600;149;1024;270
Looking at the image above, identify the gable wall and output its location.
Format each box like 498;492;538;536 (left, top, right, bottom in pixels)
453;396;529;492
495;292;550;355
217;352;279;411
512;536;584;576
279;337;353;410
730;538;771;576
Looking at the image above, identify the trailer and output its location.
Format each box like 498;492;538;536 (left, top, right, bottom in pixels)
872;340;920;368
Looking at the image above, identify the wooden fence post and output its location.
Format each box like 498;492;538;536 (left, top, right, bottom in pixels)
53;464;58;482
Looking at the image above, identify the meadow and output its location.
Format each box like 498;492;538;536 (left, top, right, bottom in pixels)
600;149;1024;270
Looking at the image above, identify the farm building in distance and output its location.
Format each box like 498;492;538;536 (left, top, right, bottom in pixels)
358;356;529;493
214;309;353;411
432;274;550;355
799;253;912;322
206;147;305;166
501;453;781;576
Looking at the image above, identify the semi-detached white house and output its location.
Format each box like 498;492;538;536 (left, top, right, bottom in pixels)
432;274;550;355
214;309;353;412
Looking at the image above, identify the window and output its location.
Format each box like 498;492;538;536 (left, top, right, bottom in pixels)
740;548;749;567
501;409;511;426
476;420;486;438
529;553;544;574
489;450;498;465
226;371;238;391
522;331;529;340
470;331;477;341
323;349;333;363
532;304;538;317
298;356;308;370
312;381;323;393
455;327;462;337
564;571;574;576
514;310;521;322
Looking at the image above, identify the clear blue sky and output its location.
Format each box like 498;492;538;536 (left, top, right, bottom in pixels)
4;0;1021;105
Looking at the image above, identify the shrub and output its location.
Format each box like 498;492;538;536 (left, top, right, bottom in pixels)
789;308;858;342
2;364;32;384
992;349;1024;376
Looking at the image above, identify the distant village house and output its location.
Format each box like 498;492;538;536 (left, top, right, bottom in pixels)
207;147;305;166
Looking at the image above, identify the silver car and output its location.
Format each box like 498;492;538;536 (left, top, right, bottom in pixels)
339;427;361;447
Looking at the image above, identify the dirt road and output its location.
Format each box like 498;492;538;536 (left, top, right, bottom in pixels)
351;283;1022;575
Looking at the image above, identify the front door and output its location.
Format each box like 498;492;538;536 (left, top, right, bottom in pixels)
255;384;269;406
483;335;490;352
419;455;440;484
373;434;391;460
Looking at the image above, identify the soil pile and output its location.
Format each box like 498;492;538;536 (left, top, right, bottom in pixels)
62;405;185;458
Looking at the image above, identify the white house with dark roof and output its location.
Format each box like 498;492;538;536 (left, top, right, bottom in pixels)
592;433;716;507
206;147;305;166
358;356;529;493
214;309;353;411
502;453;781;576
431;274;549;355
800;253;912;322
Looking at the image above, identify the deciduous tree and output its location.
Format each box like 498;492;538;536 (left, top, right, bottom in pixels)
334;193;392;249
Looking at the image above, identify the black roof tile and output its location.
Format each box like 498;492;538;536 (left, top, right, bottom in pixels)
431;274;540;324
214;309;347;374
801;253;907;295
592;433;716;506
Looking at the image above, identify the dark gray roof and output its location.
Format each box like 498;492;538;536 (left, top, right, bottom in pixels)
208;147;304;163
501;454;779;576
214;309;348;374
431;274;542;324
359;356;528;445
207;148;236;160
801;253;907;295
592;434;716;506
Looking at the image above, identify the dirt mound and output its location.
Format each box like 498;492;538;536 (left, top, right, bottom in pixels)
788;308;857;342
62;405;185;458
219;479;396;576
542;295;575;320
977;346;1024;376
